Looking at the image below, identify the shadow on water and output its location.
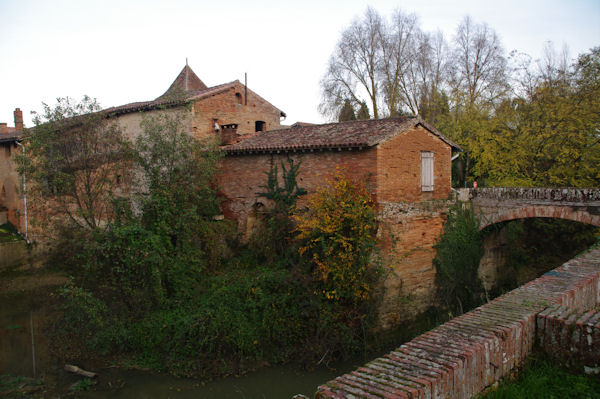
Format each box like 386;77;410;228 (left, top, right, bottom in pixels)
79;361;360;399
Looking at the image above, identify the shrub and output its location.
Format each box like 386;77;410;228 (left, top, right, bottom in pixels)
433;202;485;315
294;169;378;305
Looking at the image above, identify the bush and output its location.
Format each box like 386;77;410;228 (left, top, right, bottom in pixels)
434;202;485;315
294;169;378;305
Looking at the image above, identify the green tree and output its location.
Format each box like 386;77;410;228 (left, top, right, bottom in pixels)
434;203;484;315
21;96;132;233
338;99;357;122
357;101;371;120
473;47;600;187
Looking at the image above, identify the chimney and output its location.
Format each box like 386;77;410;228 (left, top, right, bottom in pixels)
14;108;23;131
220;123;239;146
0;123;7;135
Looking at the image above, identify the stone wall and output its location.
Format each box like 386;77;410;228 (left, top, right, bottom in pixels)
0;142;23;230
218;149;377;238
463;187;600;229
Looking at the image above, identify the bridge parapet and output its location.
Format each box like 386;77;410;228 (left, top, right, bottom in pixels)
456;187;600;229
469;187;600;204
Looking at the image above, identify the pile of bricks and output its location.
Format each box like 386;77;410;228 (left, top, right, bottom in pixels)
316;247;600;398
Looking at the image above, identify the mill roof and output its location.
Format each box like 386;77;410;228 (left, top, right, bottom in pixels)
102;65;285;117
224;117;462;155
156;64;208;100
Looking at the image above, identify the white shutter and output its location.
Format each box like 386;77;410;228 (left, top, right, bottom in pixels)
421;152;434;192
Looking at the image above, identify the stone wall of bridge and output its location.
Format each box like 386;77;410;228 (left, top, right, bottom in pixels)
460;187;600;229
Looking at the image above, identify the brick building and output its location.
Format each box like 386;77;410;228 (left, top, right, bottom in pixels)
220;117;461;326
0;109;25;230
103;63;286;141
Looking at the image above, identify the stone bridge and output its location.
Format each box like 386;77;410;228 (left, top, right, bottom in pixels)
458;187;600;230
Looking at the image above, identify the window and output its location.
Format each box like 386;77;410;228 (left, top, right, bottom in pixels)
235;92;242;104
421;151;434;192
255;121;266;132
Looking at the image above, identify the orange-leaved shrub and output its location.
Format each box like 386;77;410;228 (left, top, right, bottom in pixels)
294;169;378;305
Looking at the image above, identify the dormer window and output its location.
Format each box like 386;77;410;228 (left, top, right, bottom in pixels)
255;121;266;132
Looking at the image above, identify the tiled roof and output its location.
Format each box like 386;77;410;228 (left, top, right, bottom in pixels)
156;64;208;99
224;117;461;155
0;130;22;143
101;64;285;118
102;81;239;116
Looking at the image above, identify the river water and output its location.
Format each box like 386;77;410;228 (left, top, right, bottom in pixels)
0;288;363;398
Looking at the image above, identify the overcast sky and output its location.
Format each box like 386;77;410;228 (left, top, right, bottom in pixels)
1;0;599;127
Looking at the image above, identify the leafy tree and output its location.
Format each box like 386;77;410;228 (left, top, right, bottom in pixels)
134;111;225;273
294;169;378;304
21;96;132;234
472;47;600;186
434;202;485;315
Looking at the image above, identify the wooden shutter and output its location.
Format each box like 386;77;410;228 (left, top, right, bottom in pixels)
421;151;434;191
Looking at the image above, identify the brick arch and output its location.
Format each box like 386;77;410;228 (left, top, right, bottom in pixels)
478;205;600;230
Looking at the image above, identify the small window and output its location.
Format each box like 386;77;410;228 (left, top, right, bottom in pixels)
255;121;266;132
421;151;434;192
235;92;242;104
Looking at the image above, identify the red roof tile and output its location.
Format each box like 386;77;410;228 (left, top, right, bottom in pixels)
224;117;461;155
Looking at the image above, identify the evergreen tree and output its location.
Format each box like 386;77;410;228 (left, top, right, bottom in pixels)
338;99;357;122
357;101;370;120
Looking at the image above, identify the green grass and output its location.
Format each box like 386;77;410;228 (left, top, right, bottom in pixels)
480;356;600;399
0;222;22;242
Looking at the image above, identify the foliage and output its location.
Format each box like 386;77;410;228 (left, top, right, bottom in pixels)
489;219;600;296
338;99;357;121
21;96;132;233
51;107;374;377
294;169;378;305
479;355;600;398
434;202;485;315
472;47;600;187
135;112;226;271
253;157;306;262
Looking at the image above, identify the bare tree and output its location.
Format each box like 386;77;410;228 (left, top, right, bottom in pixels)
319;7;384;119
379;9;419;116
450;16;509;110
320;8;452;120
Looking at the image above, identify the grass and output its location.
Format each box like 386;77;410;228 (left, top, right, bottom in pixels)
0;222;22;242
480;356;600;399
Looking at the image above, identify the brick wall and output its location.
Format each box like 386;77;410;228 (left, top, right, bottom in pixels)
218;149;377;237
376;126;452;203
316;247;600;398
377;201;449;328
537;305;600;371
193;83;281;140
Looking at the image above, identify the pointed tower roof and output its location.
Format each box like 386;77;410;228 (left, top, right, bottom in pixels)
156;64;208;100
